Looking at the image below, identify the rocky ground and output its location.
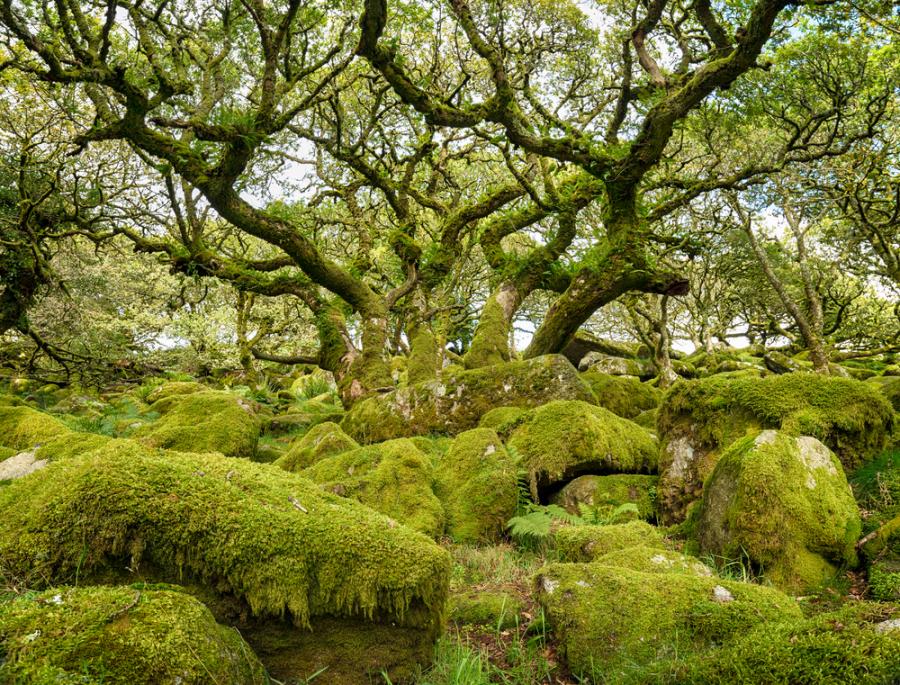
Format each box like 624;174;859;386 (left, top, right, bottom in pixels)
0;348;898;684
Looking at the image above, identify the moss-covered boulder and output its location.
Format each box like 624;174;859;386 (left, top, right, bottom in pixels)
667;603;900;685
301;438;444;538
433;428;517;544
134;390;260;458
340;355;595;443
535;562;802;679
580;371;660;419
266;399;344;436
506;400;658;498
275;421;359;472
0;442;450;683
656;373;894;524
594;545;714;577
695;430;861;592
579;352;652;378
448;589;523;630
0;405;69;451
0;585;267;684
145;380;208;404
477;406;527;437
551;521;665;562
550;474;658;521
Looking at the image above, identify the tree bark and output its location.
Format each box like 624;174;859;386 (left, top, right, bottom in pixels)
463;282;523;368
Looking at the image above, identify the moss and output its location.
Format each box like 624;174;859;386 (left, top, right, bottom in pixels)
863;513;900;558
581;371;661;419
341;355;596;443
656;372;894;525
850;448;900;534
659;373;894;470
550;474;658;521
409;435;453;461
0;446;15;461
506;400;658;497
433;428;518;544
867;375;900;412
463;295;512;369
301;438;445;538
580;352;651;378
274;421;359;472
477;406;527;438
144;381;208;404
0;442;450;633
695;430;861;592
594;545;714;576
448;590;522;630
289;369;336;397
869;557;900;601
245;614;437;684
265;401;345;437
407;327;441;383
0;406;70;451
551;521;665;562
535;562;802;678
633;407;658;429
134;391;260;458
666;603;900;684
0;585;267;684
34;432;113;462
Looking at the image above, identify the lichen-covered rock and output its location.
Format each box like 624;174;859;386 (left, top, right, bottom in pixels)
535;562;802;678
275;421;359;472
0;442;450;683
551;521;665;562
340;355;595;443
134;390;260;458
550;474;658;521
448;589;523;630
666;603;900;685
301;438;445;538
695;430;861;592
506;400;658;498
0;585;267;684
0;406;69;451
656;373;894;524
580;371;660;419
578;351;652;378
594;545;714;577
433;428;517;544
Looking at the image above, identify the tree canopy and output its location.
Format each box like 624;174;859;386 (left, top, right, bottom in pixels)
0;0;897;399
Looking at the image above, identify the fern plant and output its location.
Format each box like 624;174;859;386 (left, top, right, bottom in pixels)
506;502;642;549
